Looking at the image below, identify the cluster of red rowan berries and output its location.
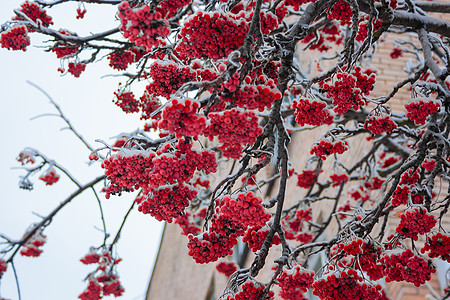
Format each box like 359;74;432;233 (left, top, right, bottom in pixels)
0;26;30;51
223;281;274;300
108;50;136;71
187;230;237;264
380;249;435;287
67;62;86;77
330;173;349;187
79;249;124;300
146;62;197;99
51;44;80;58
391;185;409;206
118;2;170;50
76;8;87;19
13;1;53;28
327;0;352;25
216;261;237;277
302;24;343;52
174;212;202;236
421;232;450;262
206;109;262;159
243;226;281;252
175;11;248;60
390;48;403;59
0;259;6;277
158;99;206;137
137;184;197;222
396;208;436;240
17;150;36;165
364;116;397;135
20;233;46;257
113;90;139;113
312;269;386;300
405;99;440;125
157;0;191;18
310;140;348;160
296;170;317;188
219;192;271;228
293;98;333;127
39;169;60;185
278;266;314;299
356;16;383;42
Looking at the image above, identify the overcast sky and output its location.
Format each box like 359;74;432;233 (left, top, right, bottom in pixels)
0;1;163;300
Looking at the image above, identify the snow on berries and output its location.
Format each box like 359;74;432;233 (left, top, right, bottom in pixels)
175;11;249;60
20;232;46;257
219;192;271;228
205;109;262;159
118;1;170;50
296;170;317;188
158;98;206;137
136;184;197;222
78;249;124;300
293;98;333;127
312;269;386;300
364;115;397;135
39;168;60;185
395;208;436;240
187;230;237;264
278;266;314;299
322;67;375;114
310;140;348;160
379;249;435;287
13;1;53;28
421;232;450;262
405;98;440;125
113;90;140;113
0;26;30;51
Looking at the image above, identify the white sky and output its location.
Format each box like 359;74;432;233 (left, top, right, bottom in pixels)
0;1;163;299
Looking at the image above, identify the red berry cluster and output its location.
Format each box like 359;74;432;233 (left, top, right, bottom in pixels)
364;116;397;134
364;176;385;190
205;109;262;159
243;226;281;252
13;1;53;28
380;249;435;286
0;26;30;51
405;99;440;125
400;168;420;185
284;0;314;11
349;186;370;202
51;45;80;58
137;184;197;222
101;152;155;198
312;269;386;300
76;8;87;19
68;62;86;77
391;185;409;206
219;192;271;228
327;0;352;25
422;159;437;171
390;48;403;59
310;140;348;160
216;261;237;277
17;150;36;165
175;11;248;60
278;266;314;299
158;99;206;137
157;0;191;18
118;2;170;50
221;79;282;112
139;91;161;120
297;170;317;188
146;61;197;99
256;11;279;34
108;50;136;70
0;259;7;277
330;173;348;187
20;233;46;257
39;169;60;185
396;208;436;240
356;16;383;42
283;209;313;241
223;281;274;300
293;98;333;127
421;232;450;262
380;153;400;168
113;90;139;113
79;250;124;300
331;239;384;281
187;230;237;264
